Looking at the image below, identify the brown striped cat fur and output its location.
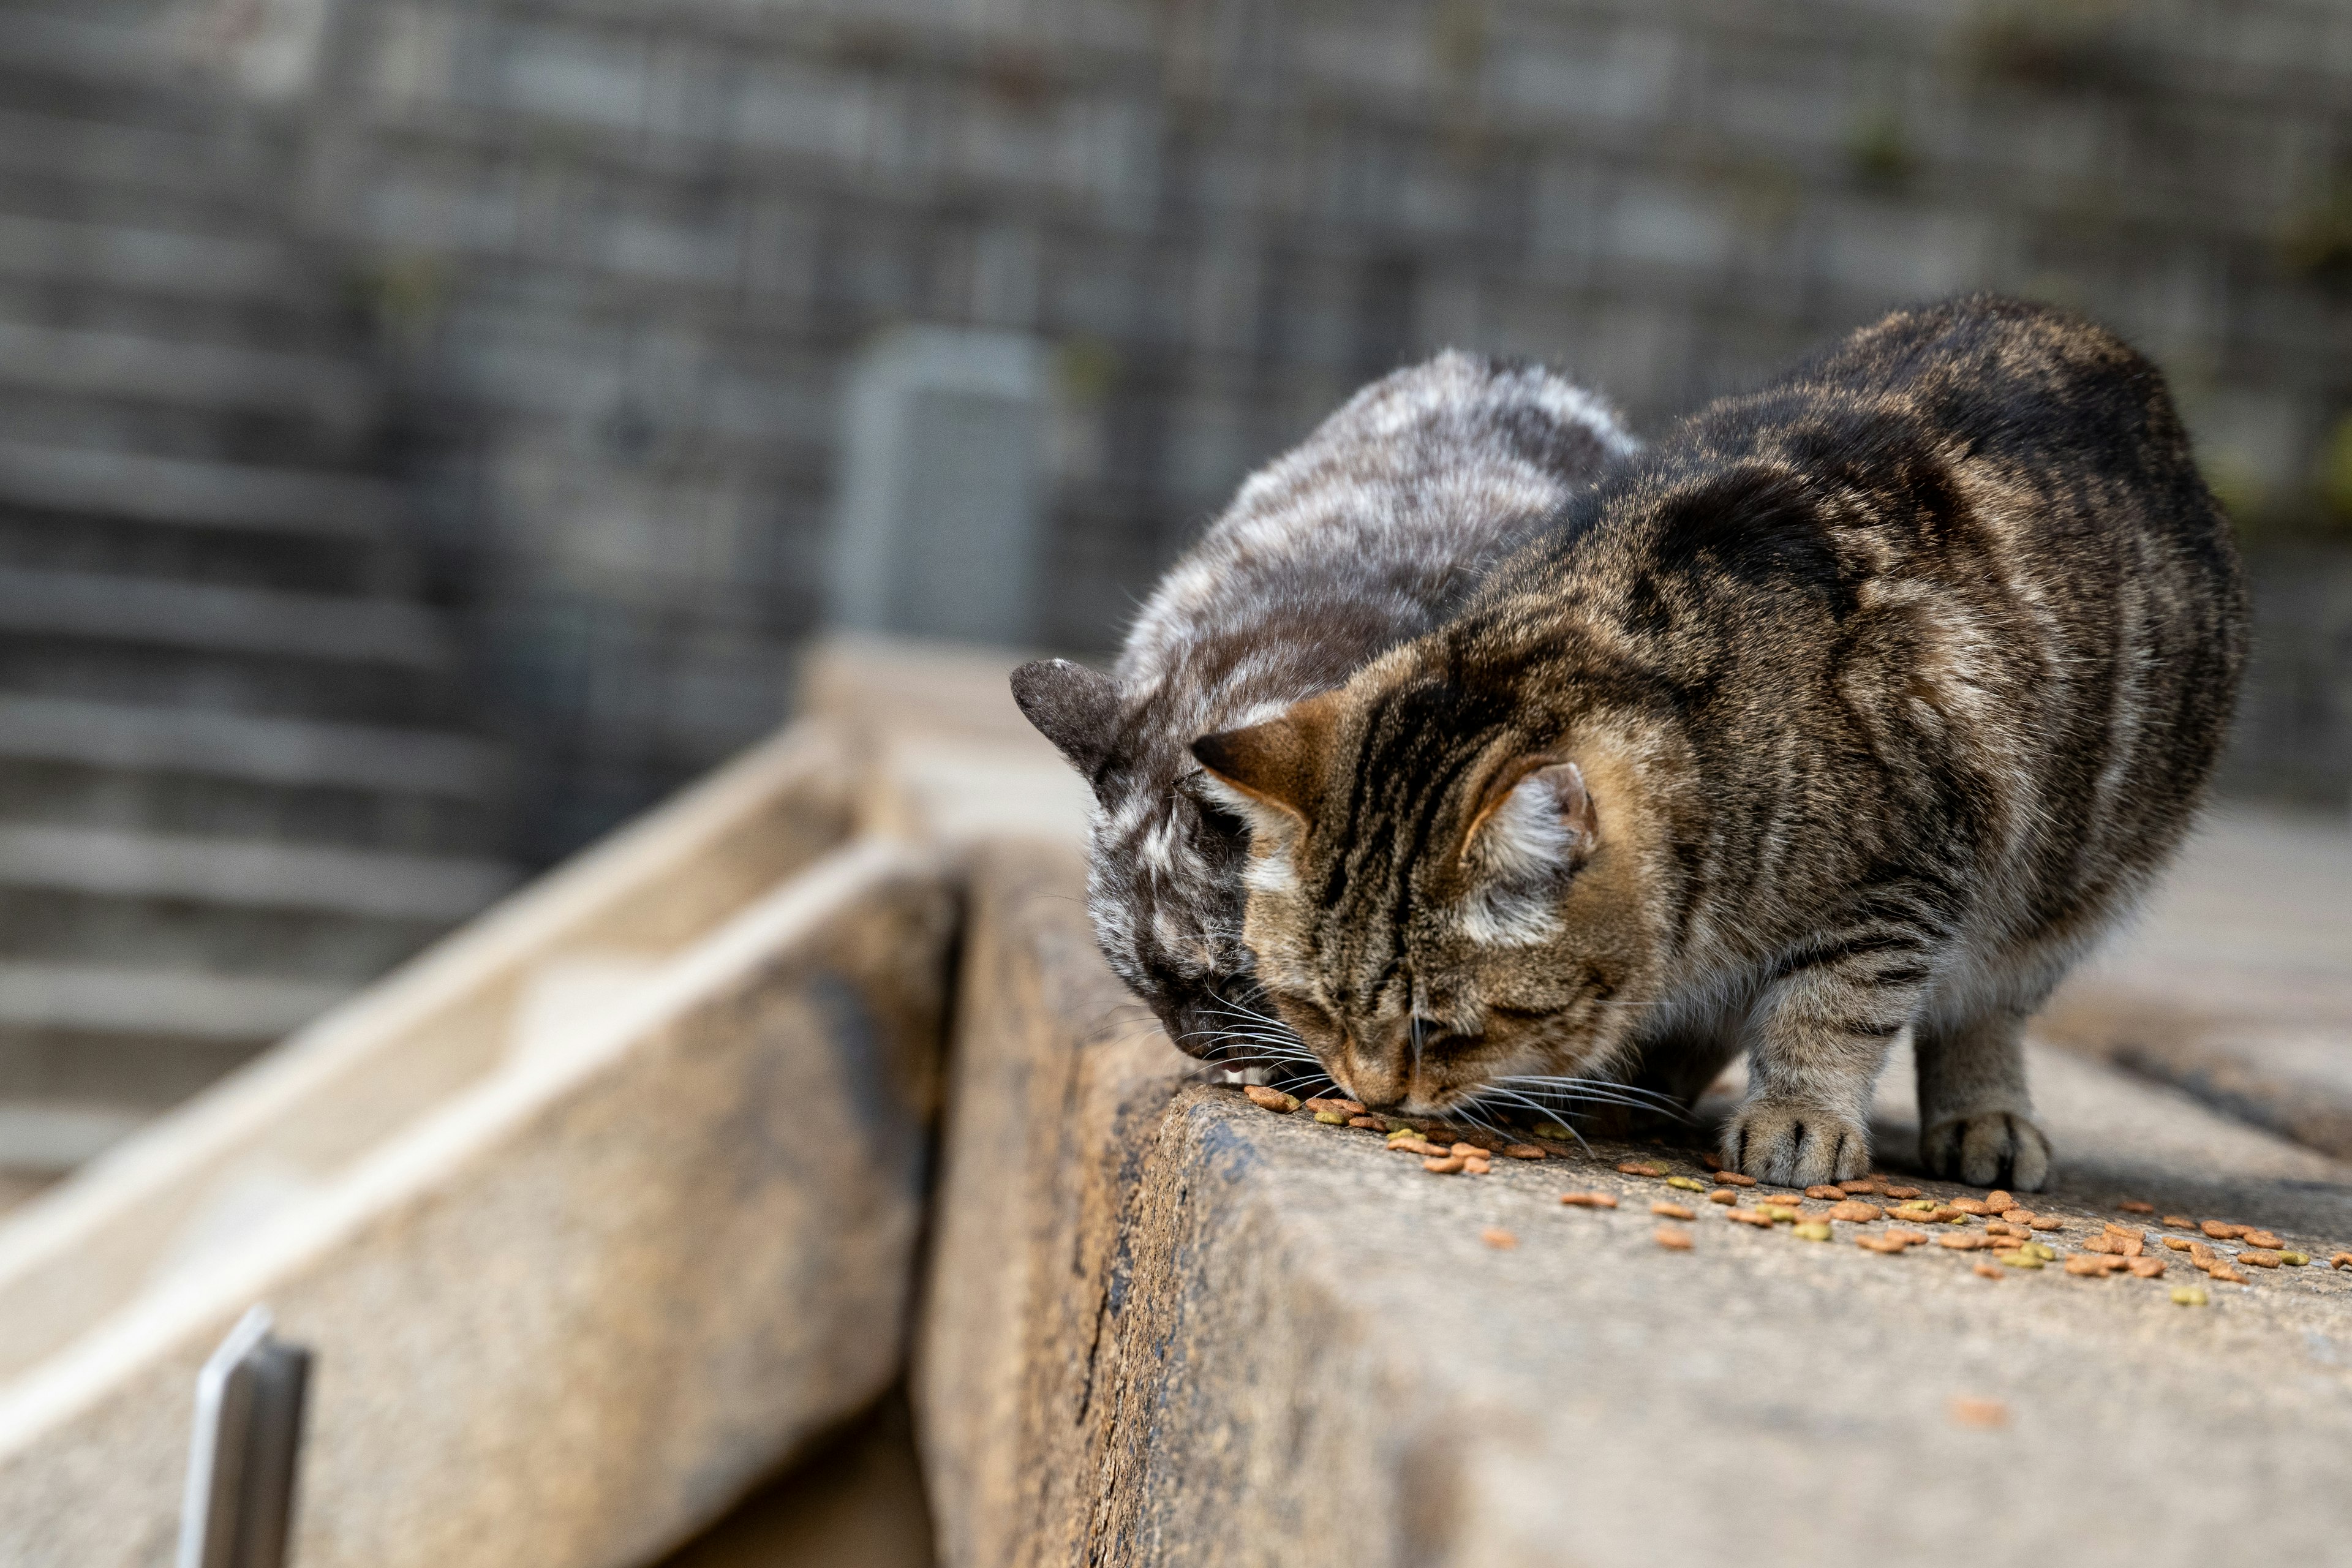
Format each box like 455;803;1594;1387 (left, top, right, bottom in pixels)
1193;296;2248;1189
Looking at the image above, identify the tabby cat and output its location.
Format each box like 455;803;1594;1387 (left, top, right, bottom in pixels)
1191;296;2247;1188
1012;353;1634;1062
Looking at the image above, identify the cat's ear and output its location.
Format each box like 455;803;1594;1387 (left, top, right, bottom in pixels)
1010;659;1122;778
1188;692;1341;831
1462;756;1597;878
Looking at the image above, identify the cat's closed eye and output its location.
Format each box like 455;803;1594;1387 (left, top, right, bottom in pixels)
1412;1019;1484;1055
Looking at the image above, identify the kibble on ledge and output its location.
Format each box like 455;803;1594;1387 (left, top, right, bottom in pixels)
1226;1083;2352;1300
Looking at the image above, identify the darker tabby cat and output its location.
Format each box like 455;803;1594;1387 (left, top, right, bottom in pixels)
1191;296;2247;1189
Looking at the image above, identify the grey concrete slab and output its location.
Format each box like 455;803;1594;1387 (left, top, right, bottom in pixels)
919;842;2352;1568
2043;804;2352;1158
0;840;955;1568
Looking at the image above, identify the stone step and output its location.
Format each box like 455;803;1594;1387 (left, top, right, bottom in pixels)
0;630;480;730
0;823;514;922
0;211;330;315
0;111;291;234
0;320;375;435
0;441;394;542
0;884;443;998
0;693;501;800
0;564;454;669
0;1102;147;1175
0;959;349;1046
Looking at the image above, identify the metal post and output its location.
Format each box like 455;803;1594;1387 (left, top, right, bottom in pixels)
178;1306;312;1568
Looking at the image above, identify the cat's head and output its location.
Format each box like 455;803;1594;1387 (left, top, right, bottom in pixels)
1010;658;1271;1060
1188;655;1673;1117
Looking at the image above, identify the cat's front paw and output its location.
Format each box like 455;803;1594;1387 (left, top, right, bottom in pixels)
1723;1099;1869;1186
1921;1111;2051;1191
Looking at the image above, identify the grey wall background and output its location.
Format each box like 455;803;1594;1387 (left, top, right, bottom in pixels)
273;0;2352;851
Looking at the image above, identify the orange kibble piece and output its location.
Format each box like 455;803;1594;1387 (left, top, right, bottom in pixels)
1652;1202;1697;1221
1654;1226;1694;1251
1480;1226;1518;1250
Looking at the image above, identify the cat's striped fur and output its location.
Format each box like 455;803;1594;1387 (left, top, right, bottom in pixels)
1193;297;2248;1188
1011;353;1634;1063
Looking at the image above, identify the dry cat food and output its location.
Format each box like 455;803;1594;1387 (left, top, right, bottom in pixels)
2116;1199;2155;1214
1653;1201;1697;1220
1617;1160;1668;1177
1985;1191;2016;1213
1715;1172;1758;1188
1303;1096;1368;1117
1243;1085;1300;1113
2241;1229;2284;1250
2162;1215;2199;1230
1708;1188;1739;1205
1560;1191;1619;1209
1725;1207;1775;1228
1481;1226;1518;1250
1348;1115;1385;1129
1666;1176;1709;1192
1792;1221;1832;1242
1973;1261;2004;1280
1950;1396;2008;1429
1655;1226;1694;1251
1805;1185;1845;1200
1826;1200;1884;1223
2171;1286;2209;1306
2200;1220;2245;1240
1504;1144;1548;1160
1425;1155;1466;1174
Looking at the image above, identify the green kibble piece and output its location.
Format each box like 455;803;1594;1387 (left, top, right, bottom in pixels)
2280;1251;2310;1267
1997;1251;2044;1270
1666;1177;1708;1192
1792;1221;1832;1242
2171;1286;2209;1306
2027;1242;2057;1262
1314;1110;1348;1125
1763;1206;1797;1223
1538;1123;1574;1140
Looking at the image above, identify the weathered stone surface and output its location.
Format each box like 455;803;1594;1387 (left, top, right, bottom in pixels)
2041;806;2352;1158
0;720;851;1382
0;839;951;1568
919;843;2352;1568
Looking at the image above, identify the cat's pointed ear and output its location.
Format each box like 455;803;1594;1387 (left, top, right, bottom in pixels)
1188;692;1341;830
1462;756;1597;878
1010;658;1122;778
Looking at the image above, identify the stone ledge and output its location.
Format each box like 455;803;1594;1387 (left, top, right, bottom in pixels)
0;719;851;1385
919;842;2352;1567
0;840;955;1568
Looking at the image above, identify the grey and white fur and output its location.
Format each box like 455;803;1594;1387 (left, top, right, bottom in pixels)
1011;352;1635;1064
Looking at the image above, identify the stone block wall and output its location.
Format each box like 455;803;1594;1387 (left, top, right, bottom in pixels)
271;0;2352;847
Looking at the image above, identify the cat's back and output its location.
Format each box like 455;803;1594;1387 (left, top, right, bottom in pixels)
1117;352;1632;690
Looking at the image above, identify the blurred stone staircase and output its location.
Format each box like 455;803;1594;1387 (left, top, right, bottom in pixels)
0;0;515;1185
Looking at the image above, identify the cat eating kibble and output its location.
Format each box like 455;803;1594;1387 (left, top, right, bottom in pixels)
1011;353;1634;1069
1192;296;2247;1189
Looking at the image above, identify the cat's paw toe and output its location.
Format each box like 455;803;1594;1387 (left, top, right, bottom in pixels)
1921;1111;2051;1191
1724;1101;1870;1186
